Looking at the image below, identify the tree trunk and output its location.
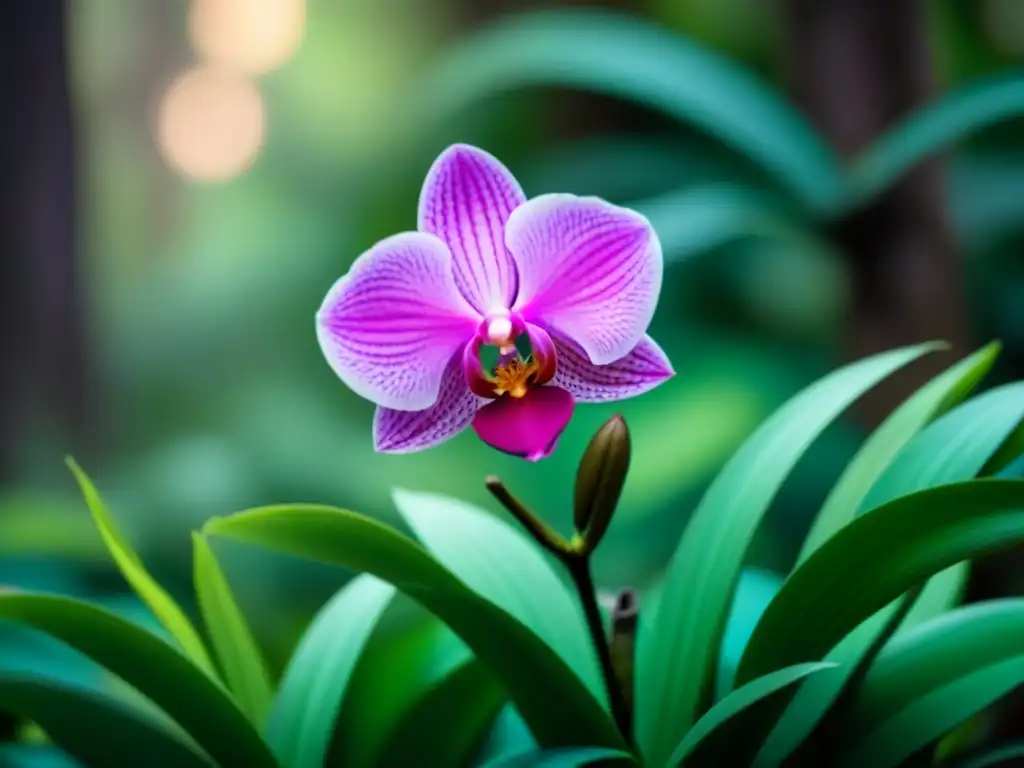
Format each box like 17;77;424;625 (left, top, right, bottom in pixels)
0;0;88;487
783;0;968;427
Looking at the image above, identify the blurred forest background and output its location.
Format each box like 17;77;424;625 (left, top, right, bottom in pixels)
1;0;1023;691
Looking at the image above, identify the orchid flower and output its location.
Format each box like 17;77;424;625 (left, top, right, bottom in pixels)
316;144;673;461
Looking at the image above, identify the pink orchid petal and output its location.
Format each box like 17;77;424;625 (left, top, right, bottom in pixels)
524;322;557;385
552;333;675;403
508;194;663;365
316;232;479;412
418;144;526;314
472;386;575;462
374;351;484;452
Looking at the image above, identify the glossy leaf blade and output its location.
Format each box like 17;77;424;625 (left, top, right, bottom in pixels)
837;599;1024;768
851;73;1024;205
0;675;214;768
736;479;1024;685
798;343;998;562
759;356;1019;766
378;658;506;768
669;663;837;767
420;9;842;212
204;506;624;751
192;533;273;727
330;620;473;768
66;459;215;675
0;593;276;768
635;343;937;766
481;747;634;767
266;574;395;768
393;489;603;703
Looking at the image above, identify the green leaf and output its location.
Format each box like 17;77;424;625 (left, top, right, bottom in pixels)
757;353;1016;766
836;599;1024;768
798;343;998;562
0;675;214;768
480;747;635;767
631;184;828;265
669;663;837;767
266;574;395;768
392;489;603;703
377;658;505;768
204;506;625;751
634;342;938;767
192;533;273;727
735;479;1024;685
66;459;215;675
951;742;1024;768
850;73;1024;206
419;9;843;213
331;619;473;768
0;593;276;768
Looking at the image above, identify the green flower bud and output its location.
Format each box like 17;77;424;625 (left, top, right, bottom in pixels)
573;414;631;555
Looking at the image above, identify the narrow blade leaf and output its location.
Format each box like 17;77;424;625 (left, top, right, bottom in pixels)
635;343;937;766
480;747;634;767
393;489;603;703
0;675;214;768
66;459;214;675
192;533;273;727
0;593;276;768
850;73;1024;205
799;343;998;562
670;663;837;767
758;358;1022;766
266;574;395;768
204;506;624;751
736;479;1024;685
420;9;842;212
377;658;505;768
837;599;1024;768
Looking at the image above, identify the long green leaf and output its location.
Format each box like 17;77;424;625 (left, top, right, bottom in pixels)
669;663;837;767
480;747;634;767
330;620;473;768
631;184;825;265
758;359;1019;766
419;9;842;212
393;489;603;703
266;574;395;768
951;742;1024;768
798;343;998;562
635;342;937;766
378;658;505;768
66;459;215;675
204;506;625;751
850;72;1024;206
0;593;276;768
735;479;1024;685
192;533;273;727
0;675;214;768
837;599;1024;768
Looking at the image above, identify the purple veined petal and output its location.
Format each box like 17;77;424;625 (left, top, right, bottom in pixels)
316;232;480;412
374;350;485;453
418;144;526;315
509;194;663;365
551;332;675;403
472;386;575;462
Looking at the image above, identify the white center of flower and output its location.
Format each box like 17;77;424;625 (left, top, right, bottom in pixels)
486;316;513;346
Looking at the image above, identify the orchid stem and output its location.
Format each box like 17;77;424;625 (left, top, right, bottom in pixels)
485;476;569;558
485;476;632;743
566;556;633;744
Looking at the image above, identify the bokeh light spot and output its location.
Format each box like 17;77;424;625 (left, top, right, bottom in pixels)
188;0;307;75
156;66;266;182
